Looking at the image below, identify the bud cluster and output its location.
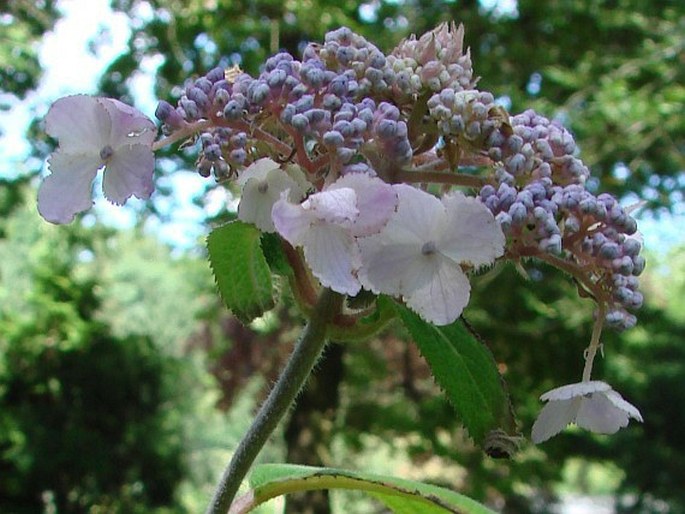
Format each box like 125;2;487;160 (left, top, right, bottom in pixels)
388;21;475;96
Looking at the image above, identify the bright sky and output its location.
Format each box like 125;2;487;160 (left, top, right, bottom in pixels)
0;0;682;254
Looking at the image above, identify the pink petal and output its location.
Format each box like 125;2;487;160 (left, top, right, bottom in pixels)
45;95;110;153
102;143;155;205
304;188;358;225
329;174;397;236
272;195;316;246
37;151;101;223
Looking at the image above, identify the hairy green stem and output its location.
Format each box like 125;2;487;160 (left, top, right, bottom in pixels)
205;288;343;514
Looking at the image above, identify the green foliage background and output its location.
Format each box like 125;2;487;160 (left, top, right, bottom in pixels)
0;1;684;513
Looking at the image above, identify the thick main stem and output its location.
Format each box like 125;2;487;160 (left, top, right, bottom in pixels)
205;289;343;514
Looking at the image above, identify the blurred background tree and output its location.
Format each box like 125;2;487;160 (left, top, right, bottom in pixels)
1;0;684;513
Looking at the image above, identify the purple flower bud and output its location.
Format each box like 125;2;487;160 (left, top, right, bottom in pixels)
509;202;528;224
205;66;224;82
622;237;641;257
613;256;634;275
506;154;526;175
205;144;222;161
180;98;200;120
224;101;244;120
337;147;356;163
305;109;327;124
248;82;271;105
230;133;247;148
540;234;562;255
632;255;646;276
187;87;210;110
564;215;581;233
267;68;287;88
290;113;309;131
599;242;621;259
323;130;345;147
336;46;355;65
229;148;247;163
479;184;496;200
155;100;185;128
496;211;512;233
214;88;230;107
351;118;367;133
194;77;213;93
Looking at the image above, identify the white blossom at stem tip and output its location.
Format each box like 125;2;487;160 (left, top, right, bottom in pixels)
531;381;643;444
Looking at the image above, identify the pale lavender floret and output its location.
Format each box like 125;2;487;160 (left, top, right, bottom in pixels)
38;95;156;224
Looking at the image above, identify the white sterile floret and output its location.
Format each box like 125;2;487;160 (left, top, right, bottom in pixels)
531;380;643;444
237;158;308;232
38;95;156;224
358;185;505;325
272;174;397;296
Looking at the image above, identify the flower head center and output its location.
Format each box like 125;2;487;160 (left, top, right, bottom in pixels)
421;241;438;256
99;145;114;161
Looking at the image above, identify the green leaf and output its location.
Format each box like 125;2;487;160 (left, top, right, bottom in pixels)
395;303;517;446
231;463;495;514
259;231;292;277
206;221;274;324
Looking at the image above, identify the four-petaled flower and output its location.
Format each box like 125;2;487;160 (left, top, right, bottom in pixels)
531;381;643;444
358;185;505;325
38;95;156;224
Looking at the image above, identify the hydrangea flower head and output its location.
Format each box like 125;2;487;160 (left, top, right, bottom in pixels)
272;173;397;295
531;380;643;444
359;185;505;325
38;95;156;224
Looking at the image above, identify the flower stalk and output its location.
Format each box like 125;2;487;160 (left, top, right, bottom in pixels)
205;288;343;514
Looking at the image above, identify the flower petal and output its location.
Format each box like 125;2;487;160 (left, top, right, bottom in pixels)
329;173;397;236
238;166;304;232
388;184;445;245
102;98;156;147
358;238;437;296
404;256;471;325
272;195;316;246
236;158;280;187
303;188;358;225
37;151;100;223
439;191;505;267
102;143;155;205
539;381;611;402
302;223;362;295
531;397;580;444
45;95;110;153
575;393;631;434
604;390;643;423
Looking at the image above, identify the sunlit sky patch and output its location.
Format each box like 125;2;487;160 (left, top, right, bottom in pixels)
0;0;682;254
